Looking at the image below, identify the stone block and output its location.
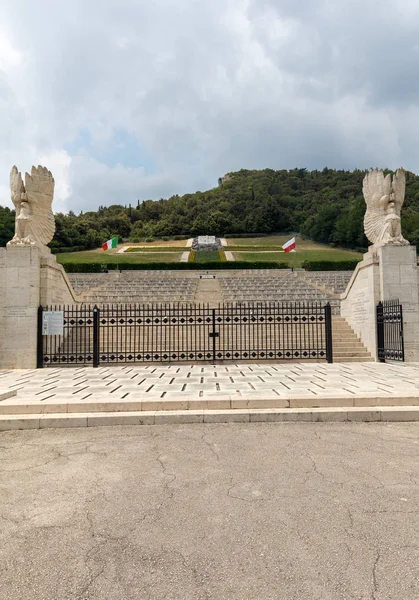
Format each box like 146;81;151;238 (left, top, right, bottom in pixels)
346;409;382;422
379;407;419;421
248;409;290;422
311;409;348;422
87;412;156;427
39;415;87;428
0;415;40;430
203;409;250;423
232;398;289;409
154;410;204;424
353;396;419;407
199;399;231;410
289;397;354;409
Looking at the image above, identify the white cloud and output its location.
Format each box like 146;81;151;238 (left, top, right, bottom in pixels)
1;0;419;214
0;31;22;72
38;151;72;213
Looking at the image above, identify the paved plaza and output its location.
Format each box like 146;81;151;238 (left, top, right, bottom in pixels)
1;422;419;599
1;362;419;430
1;362;419;412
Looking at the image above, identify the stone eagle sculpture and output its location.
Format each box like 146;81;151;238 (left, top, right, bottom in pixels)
7;165;55;249
363;168;409;248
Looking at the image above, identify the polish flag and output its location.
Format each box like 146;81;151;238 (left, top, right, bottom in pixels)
282;237;296;253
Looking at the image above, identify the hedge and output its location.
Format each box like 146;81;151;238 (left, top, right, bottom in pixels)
224;233;269;239
50;246;85;254
124;246;184;253
62;261;290;273
301;260;360;271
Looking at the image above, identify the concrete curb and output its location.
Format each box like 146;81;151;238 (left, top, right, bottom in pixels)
2;406;419;431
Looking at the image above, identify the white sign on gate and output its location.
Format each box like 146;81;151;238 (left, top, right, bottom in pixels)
42;311;64;336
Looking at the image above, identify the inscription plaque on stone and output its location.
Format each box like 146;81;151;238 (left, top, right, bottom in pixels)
42;311;64;336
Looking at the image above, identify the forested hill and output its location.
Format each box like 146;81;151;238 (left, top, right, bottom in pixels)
2;168;419;250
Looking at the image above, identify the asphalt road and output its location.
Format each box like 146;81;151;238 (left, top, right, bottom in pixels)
1;422;419;600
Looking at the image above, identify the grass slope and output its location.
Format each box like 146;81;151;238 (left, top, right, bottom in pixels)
194;251;221;263
233;249;361;267
57;249;183;264
227;235;361;267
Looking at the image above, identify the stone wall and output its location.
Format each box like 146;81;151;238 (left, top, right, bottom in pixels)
40;255;79;306
340;254;380;359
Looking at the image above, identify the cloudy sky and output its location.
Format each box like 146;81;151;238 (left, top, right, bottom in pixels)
1;0;419;213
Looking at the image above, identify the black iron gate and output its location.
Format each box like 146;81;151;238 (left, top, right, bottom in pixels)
376;299;404;362
37;302;333;367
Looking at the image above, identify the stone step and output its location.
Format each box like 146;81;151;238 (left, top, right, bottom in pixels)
333;356;374;363
332;345;369;352
1;405;419;430
333;351;370;358
2;392;417;417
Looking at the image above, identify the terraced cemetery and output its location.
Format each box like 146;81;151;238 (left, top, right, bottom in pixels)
55;235;362;268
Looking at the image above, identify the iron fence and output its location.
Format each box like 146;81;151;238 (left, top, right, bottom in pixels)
376;299;404;362
37;302;333;367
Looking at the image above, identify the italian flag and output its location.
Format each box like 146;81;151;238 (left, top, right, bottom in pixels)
102;237;118;251
282;237;296;253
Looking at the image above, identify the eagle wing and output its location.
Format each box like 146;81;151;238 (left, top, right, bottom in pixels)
392;168;406;212
10;166;25;216
363;168;391;244
24;165;55;245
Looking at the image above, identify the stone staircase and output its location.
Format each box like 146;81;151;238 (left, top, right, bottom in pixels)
332;317;373;363
69;273;199;304
193;276;223;304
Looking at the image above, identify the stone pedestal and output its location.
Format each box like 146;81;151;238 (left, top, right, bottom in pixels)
341;245;419;362
0;246;41;369
0;247;79;369
378;245;419;361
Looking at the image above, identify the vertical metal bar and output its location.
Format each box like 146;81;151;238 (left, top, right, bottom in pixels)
400;303;405;361
212;307;216;361
376;301;384;362
93;305;100;368
325;302;333;364
37;305;44;368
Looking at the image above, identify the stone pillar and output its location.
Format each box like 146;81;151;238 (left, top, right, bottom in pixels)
378;245;419;361
0;246;41;369
341;245;419;362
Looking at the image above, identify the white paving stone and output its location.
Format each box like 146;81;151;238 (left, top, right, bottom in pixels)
1;363;419;416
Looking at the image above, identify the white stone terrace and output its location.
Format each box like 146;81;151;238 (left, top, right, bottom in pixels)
1;363;419;415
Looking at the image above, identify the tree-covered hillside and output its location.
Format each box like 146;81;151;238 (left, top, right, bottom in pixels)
2;168;419;250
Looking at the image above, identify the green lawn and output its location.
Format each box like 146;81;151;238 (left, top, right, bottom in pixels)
226;235;301;247
233;249;362;267
226;235;359;253
193;251;221;263
56;251;183;264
